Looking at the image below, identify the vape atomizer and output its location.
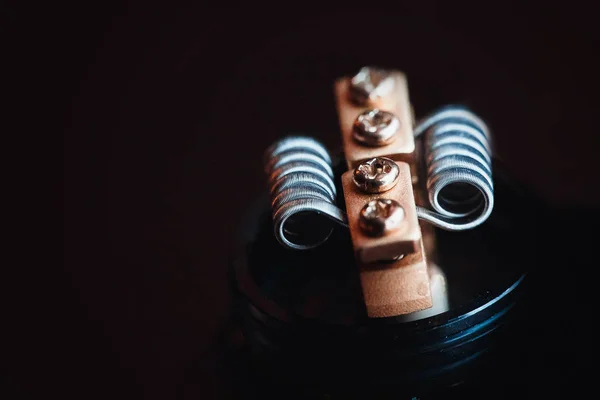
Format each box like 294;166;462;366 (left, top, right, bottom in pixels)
229;67;530;399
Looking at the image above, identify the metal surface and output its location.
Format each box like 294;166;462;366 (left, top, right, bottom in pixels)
335;71;415;169
264;136;347;250
358;239;432;317
349;66;395;105
345;157;430;316
414;106;494;231
342;162;421;264
234;158;530;322
352;108;400;147
230;161;531;396
359;199;405;236
353;157;400;194
342;69;431;318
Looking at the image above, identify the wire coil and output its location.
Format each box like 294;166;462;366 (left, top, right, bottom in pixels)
264;107;493;250
264;136;348;250
414;105;494;230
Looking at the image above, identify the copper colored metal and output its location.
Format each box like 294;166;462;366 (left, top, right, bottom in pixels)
337;69;435;318
358;239;432;318
335;71;416;169
341;161;421;264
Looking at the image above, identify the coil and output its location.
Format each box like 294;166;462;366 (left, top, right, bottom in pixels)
414;105;494;231
264;136;348;250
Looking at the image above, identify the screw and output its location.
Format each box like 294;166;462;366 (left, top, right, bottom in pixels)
349;66;395;105
352;108;400;146
353;157;400;194
359;199;405;237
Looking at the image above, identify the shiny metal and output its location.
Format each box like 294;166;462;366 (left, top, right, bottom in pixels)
413;105;494;231
264;136;348;250
353;157;400;194
265;105;493;250
349;66;395;105
352;109;400;146
359;199;405;237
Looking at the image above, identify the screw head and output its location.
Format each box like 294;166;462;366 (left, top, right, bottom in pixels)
353;157;400;193
352;108;400;147
359;199;405;237
349;67;395;105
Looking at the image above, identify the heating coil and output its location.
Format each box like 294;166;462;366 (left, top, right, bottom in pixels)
414;105;494;231
265;106;493;250
264;136;348;250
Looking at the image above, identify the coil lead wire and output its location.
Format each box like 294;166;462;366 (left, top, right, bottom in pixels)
264;136;348;250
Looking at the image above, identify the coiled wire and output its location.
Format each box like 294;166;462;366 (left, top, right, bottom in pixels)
264;136;348;250
265;107;493;250
414;105;494;230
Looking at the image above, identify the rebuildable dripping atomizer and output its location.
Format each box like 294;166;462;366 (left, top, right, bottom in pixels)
228;67;536;399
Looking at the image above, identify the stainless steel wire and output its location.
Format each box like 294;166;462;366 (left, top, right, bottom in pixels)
264;136;348;250
264;107;493;250
413;105;494;230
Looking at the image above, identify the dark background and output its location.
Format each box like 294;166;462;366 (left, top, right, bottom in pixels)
41;2;600;398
